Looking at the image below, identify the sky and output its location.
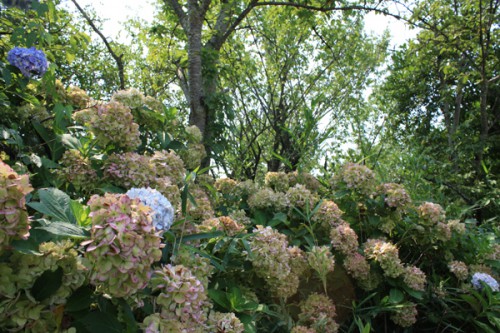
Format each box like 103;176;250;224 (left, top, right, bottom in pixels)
63;0;418;47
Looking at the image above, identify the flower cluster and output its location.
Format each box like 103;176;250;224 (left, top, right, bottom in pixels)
291;326;316;333
378;183;411;209
66;86;91;109
447;219;466;234
364;239;404;278
215;178;238;195
186;186;215;221
154;176;181;208
248;188;288;212
298;293;339;333
89;102;140;151
265;171;290;192
83;194;163;298
288;171;321;192
185;125;203;143
0;241;86;332
14;103;51;126
417;202;445;225
330;223;359;255
471;272;499;292
448;260;468;280
180;143;207;170
332;163;376;196
390;302;418;327
57;150;98;194
403;265;427;291
111;88;145;109
229;209;252;226
0;160;33;248
72;107;97;126
150;150;186;186
286;184;319;211
144;95;164;112
104;152;155;189
248;226;302;298
312;200;344;229
7;47;48;78
171;246;213;288
208;312;245;333
150;264;209;330
126;187;174;231
343;252;371;282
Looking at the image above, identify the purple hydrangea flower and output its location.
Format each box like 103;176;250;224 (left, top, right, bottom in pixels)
7;47;48;78
471;272;499;292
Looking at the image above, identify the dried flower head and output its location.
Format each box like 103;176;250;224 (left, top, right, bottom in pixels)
330;223;359;255
209;312;244;333
83;193;163;297
332;163;376;196
403;265;427;291
111;88;145;109
364;239;404;278
0;160;33;248
150;150;186;186
298;293;339;333
390;302;418;327
265;172;290;192
378;183;411;209
286;184;319;211
312;200;344;229
417;202;445;225
448;260;468;281
90;102;140;151
57;149;98;194
248;188;288;212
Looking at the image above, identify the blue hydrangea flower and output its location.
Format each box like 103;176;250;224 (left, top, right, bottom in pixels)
126;187;174;231
7;46;48;78
471;272;499;292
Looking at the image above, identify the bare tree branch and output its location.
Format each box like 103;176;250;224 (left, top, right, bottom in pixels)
69;0;125;89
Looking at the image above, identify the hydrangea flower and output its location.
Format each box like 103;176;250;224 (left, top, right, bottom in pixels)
471;272;499;292
7;47;48;78
126;187;174;231
0;160;33;248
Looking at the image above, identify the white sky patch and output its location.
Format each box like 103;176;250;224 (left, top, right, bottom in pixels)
61;0;156;43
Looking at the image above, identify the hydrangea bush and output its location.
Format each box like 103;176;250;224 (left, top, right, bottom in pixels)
0;54;498;333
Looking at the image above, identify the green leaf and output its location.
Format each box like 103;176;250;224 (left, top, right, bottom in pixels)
31;267;63;302
36;222;89;239
65;286;94;312
180;231;224;243
389;289;404;303
97;184;125;194
70;200;91;227
460;294;481;315
208;289;231;309
61;133;82;150
76;312;123;333
117;299;139;333
27;188;76;224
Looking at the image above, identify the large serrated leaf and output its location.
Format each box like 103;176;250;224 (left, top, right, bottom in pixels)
65;286;94;312
76;312;123;333
28;188;76;224
36;222;88;239
31;267;63;302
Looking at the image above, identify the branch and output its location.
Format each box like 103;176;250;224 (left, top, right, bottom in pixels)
163;0;188;31
69;0;125;89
